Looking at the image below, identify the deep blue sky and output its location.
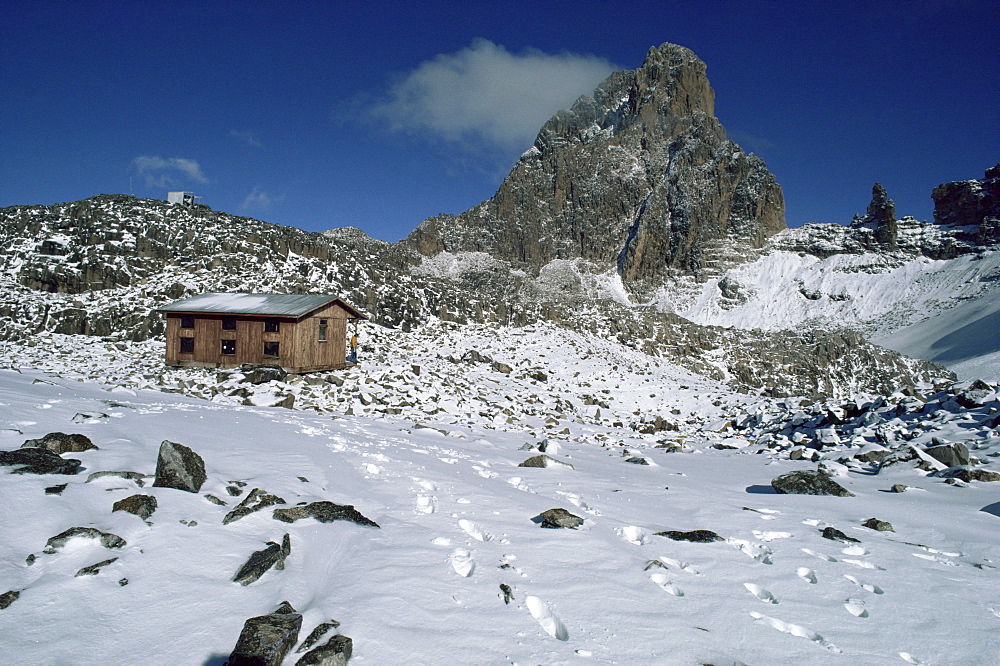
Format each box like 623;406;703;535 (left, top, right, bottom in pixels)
3;1;997;241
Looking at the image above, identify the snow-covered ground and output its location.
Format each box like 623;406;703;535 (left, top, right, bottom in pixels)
672;247;1000;382
1;324;998;665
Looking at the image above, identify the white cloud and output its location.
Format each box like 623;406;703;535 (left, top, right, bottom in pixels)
241;186;283;212
132;156;208;188
369;39;617;150
230;130;263;148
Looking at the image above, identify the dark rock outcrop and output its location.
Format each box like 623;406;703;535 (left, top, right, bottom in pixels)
863;183;897;249
0;590;20;610
771;469;855;497
924;442;970;468
517;454;573;469
112;494;158;520
226;602;303;666
820;526;860;543
536;508;584;529
43;527;126;553
932;164;1000;244
934;467;1000;483
21;432;97;455
0;447;81;475
295;634;352;666
152;440;206;493
223;488;287;525
862;518;894;532
654;529;723;543
405;42;785;292
272;502;379;528
233;534;291;586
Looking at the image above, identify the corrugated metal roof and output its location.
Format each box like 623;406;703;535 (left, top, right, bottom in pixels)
157;293;350;318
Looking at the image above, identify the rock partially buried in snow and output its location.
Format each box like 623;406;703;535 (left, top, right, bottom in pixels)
862;518;894;532
296;634;353;665
152;440;206;493
933;467;1000;483
112;494;157;520
21;432;97;455
273;501;379;528
536;508;583;529
771;470;854;497
0;590;20;610
654;529;724;543
821;527;860;543
226;601;302;666
223;488;287;525
233;534;291;586
518;454;573;469
43;527;126;553
924;442;970;468
0;448;81;475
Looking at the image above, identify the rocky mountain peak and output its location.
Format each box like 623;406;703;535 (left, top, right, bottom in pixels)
405;42;785;295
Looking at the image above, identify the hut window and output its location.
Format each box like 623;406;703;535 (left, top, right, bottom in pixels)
264;319;280;333
263;341;280;358
221;339;236;355
318;319;328;342
180;315;194;329
180;337;194;353
222;316;237;330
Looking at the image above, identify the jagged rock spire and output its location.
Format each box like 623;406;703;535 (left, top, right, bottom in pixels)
405;42;786;293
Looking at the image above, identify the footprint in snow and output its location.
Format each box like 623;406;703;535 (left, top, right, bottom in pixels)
844;598;868;617
899;652;928;664
363;463;381;474
413;478;437;492
843;558;885;571
525;595;569;641
658;556;701;575
449;548;475;577
843;574;883;594
912;552;958;566
458;519;491;542
752;530;792;542
618;525;649;546
650;573;684;596
727;538;774;564
841;545;867;556
797;567;818;584
801;548;837;563
415;495;436;514
743;583;778;604
749;612;841;653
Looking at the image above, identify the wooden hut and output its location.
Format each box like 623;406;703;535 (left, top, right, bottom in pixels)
157;293;367;373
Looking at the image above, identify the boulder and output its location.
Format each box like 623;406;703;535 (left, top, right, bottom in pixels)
226;603;302;666
112;494;158;520
653;529;723;543
295;634;353;666
862;518;894;532
233;534;291;586
536;508;583;529
517;455;573;469
924;442;970;468
21;432;97;455
152;440;206;493
43;527;126;553
0;448;81;475
240;363;288;385
955;379;995;408
273;502;379;528
771;470;855;497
